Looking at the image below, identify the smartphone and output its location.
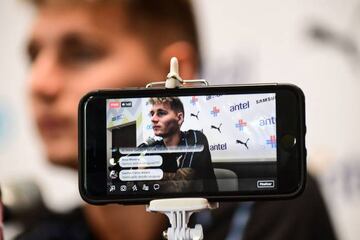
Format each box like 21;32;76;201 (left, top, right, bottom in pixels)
78;84;306;204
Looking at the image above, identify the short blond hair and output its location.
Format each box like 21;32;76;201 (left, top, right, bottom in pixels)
148;97;184;116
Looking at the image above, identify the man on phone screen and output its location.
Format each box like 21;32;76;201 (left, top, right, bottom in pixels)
143;97;218;192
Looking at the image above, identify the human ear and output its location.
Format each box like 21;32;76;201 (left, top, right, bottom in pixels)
177;112;184;126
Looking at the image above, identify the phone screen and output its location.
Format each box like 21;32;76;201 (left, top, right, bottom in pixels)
105;93;277;195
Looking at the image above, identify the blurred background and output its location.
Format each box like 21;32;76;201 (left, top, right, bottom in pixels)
1;0;360;239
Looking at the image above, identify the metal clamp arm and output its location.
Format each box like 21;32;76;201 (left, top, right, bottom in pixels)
146;57;208;88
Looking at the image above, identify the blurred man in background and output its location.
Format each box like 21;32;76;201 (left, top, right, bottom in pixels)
16;0;337;239
21;0;198;239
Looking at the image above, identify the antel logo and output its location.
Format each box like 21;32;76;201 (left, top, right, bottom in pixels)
190;96;198;106
260;116;276;126
266;135;277;148
230;101;250;112
109;102;121;108
235;119;247;131
210;143;227;151
210;106;220;117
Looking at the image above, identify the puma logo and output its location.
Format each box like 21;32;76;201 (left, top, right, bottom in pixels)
211;123;222;133
236;138;250;149
190;111;200;120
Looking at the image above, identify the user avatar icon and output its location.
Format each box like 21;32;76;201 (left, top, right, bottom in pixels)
109;158;117;166
109;170;118;179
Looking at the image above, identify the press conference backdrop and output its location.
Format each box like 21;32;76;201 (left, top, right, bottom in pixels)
107;94;276;162
1;0;360;240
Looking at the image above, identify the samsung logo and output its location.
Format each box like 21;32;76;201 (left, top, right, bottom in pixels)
256;96;275;104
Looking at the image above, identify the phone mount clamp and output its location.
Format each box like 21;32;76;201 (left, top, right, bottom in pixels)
145;57;218;240
146;198;218;240
146;57;209;88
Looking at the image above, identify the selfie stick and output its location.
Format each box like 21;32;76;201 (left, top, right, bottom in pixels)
146;57;218;240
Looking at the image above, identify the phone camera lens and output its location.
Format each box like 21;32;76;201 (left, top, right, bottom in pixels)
281;135;296;151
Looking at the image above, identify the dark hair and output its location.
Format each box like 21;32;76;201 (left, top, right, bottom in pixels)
148;97;184;116
28;0;201;68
